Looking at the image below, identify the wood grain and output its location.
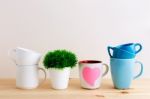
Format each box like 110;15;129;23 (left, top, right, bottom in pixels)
0;79;150;99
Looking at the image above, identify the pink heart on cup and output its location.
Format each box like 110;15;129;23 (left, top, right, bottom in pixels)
82;67;101;86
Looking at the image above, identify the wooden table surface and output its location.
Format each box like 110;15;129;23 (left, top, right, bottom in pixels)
0;79;150;99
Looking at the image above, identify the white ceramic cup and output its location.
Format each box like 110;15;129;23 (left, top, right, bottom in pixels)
8;47;41;65
79;60;109;89
16;65;46;89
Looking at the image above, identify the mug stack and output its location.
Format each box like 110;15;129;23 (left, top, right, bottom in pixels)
9;47;46;89
107;43;143;89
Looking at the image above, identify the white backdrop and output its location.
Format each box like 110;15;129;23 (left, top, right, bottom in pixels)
0;0;150;78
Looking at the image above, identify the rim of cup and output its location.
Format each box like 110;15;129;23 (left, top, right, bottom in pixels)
79;60;102;64
117;43;134;47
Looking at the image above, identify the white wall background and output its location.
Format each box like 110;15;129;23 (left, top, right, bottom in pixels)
0;0;150;78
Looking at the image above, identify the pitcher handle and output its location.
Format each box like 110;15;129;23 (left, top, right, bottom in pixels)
133;61;143;79
134;43;142;54
38;67;47;86
107;46;113;57
8;49;17;65
102;63;109;77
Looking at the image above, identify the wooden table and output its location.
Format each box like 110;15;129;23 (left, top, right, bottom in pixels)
0;79;150;99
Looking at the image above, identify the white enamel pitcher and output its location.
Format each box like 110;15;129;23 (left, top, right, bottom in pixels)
8;47;46;89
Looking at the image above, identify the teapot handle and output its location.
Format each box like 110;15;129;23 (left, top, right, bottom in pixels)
107;46;114;57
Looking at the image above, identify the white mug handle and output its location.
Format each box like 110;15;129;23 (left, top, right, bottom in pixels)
102;63;109;77
8;49;17;65
38;67;47;86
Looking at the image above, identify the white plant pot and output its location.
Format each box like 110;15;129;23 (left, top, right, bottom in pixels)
49;67;71;90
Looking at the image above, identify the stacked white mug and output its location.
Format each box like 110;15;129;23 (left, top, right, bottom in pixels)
8;47;46;89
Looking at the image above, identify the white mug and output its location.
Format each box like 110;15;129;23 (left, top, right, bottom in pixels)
16;65;46;89
79;60;109;89
8;47;41;65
